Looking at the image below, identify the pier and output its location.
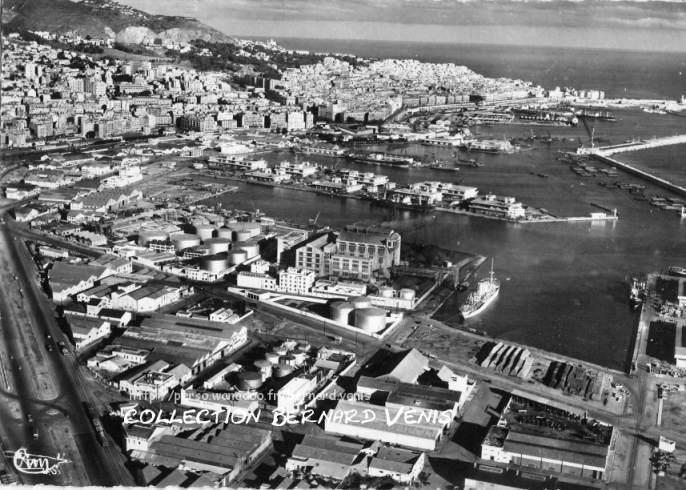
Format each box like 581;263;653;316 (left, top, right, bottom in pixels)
573;133;686;197
579;133;686;157
591;153;686;198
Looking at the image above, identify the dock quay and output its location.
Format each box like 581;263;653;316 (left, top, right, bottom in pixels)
590;153;686;198
435;207;618;224
579;133;686;156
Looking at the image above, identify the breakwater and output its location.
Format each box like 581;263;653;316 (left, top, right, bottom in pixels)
590;154;686;198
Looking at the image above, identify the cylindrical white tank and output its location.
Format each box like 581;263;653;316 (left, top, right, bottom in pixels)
274;345;288;356
330;301;355;325
282;340;297;351
195;224;215;241
237;371;263;391
282;354;297;367
200;253;229;273
216;227;233;240
254;359;272;374
379;286;394;298
399;288;416;301
354;307;386;333
138;230;168;246
273;363;294;378
234;241;260;259
227;250;248;265
293;352;307;365
171;233;201;251
204;238;231;254
297;342;311;353
229;222;261;242
265;352;280;364
234;230;253;242
351;296;372;310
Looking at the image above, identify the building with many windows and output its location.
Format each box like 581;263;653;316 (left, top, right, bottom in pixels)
295;232;337;277
330;230;401;282
278;267;316;295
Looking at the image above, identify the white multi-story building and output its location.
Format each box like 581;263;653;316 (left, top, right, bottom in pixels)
101;165;143;189
468;194;525;220
236;271;277;290
330;230;401;282
277;376;317;414
208;155;267;171
278;267;315;295
295;233;337;277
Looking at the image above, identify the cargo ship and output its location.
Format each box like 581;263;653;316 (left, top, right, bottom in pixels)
461;260;500;319
348;152;415;168
427;161;460;172
576;109;617;122
368;196;435;213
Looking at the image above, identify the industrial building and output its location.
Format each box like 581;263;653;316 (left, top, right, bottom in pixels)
294;232;338;277
67;316;111;350
118;360;191;401
330;230;401;281
480;394;614;480
129;423;272;485
48;261;110;302
285;435;365;482
121;313;249;375
324;398;448;451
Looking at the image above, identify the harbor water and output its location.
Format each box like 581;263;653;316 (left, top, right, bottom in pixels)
204;34;686;370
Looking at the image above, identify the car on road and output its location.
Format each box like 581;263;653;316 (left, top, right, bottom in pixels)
26;414;33;423
46;333;52;341
29;426;38;439
45;342;54;352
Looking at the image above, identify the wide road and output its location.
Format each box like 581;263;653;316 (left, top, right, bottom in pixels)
0;219;131;485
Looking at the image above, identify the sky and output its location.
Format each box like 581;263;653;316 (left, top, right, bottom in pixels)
118;0;686;52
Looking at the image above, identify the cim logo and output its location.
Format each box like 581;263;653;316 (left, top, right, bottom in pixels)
6;448;71;475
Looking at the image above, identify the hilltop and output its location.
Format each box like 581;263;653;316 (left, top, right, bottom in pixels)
1;0;235;45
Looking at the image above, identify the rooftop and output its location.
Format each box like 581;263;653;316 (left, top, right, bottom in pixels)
49;261;107;290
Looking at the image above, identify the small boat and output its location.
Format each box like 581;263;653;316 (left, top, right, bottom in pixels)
668;266;686;277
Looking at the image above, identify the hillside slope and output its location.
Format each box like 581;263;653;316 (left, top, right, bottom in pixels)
2;0;234;44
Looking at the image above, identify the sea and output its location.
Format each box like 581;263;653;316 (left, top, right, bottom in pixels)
204;40;686;370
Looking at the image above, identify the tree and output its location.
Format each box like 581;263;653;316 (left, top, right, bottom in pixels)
650;450;676;474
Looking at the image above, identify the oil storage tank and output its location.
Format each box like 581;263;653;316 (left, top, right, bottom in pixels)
234;240;260;259
216;227;233;240
354;307;386;333
200;253;229;274
273;363;294;378
330;301;354;326
265;352;280;364
254;359;273;380
237;371;263;391
194;224;215;241
171;233;201;251
229;222;261;242
204;238;231;254
227;250;248;266
137;230;168;246
351;296;372;310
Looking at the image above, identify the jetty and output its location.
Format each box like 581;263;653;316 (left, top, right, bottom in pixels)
578;134;686;157
576;134;686;198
